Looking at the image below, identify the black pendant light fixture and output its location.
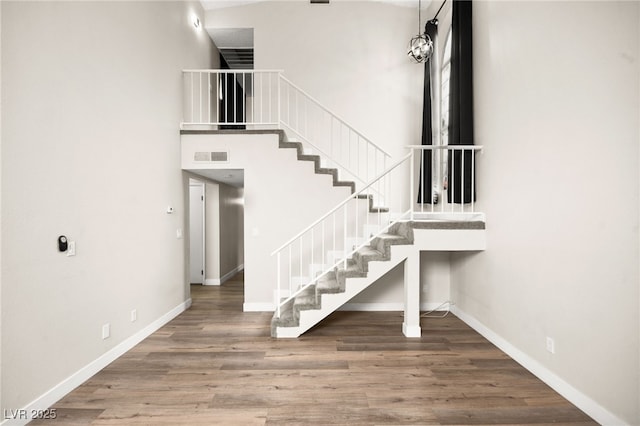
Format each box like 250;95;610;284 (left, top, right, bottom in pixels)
407;0;433;63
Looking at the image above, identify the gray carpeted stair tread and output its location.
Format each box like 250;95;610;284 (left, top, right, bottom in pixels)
316;273;342;295
293;285;320;313
271;300;298;336
370;232;412;257
369;206;389;213
355;193;389;213
336;259;367;278
388;222;415;243
279;134;391;212
280;141;358;194
408;220;485;230
353;246;386;273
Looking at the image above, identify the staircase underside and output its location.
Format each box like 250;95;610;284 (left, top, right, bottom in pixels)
271;220;486;338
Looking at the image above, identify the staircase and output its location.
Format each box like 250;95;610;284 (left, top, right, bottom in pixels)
181;69;486;339
279;136;357;193
270;218;486;338
271;221;413;337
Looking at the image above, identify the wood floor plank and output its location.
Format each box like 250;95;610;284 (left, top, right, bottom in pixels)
433;406;596;425
32;273;597;425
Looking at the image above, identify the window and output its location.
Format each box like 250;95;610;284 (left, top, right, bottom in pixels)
441;30;452;146
439;30;452;192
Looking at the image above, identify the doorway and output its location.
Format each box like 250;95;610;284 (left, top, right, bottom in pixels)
189;179;205;284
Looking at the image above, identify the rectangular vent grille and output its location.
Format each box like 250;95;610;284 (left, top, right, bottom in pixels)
194;151;229;162
211;151;228;162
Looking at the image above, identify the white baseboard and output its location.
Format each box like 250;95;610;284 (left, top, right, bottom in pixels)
1;299;192;426
244;301;450;313
451;306;627;426
204;264;244;286
243;302;275;312
221;264;243;284
340;302;450;312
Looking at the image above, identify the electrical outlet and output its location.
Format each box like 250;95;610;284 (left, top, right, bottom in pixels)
131;309;137;322
102;323;110;340
546;336;555;354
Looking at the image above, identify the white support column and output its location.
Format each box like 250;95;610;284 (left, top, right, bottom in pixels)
403;250;421;337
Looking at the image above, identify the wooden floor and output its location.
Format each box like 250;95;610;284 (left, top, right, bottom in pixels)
33;273;597;425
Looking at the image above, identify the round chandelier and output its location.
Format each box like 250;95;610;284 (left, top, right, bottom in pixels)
407;0;433;63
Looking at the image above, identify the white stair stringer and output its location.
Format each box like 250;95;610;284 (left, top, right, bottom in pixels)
271;220;487;338
275;246;411;338
272;221;415;338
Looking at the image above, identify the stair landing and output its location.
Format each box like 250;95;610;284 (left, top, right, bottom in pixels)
271;219;486;338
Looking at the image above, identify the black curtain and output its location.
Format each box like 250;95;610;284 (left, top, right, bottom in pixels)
417;19;439;204
448;0;474;203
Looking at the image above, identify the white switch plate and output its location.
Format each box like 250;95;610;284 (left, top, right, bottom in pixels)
102;323;110;340
176;228;183;239
67;241;76;256
546;336;555;354
131;309;137;322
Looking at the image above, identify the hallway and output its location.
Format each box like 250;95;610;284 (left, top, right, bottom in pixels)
33;273;596;425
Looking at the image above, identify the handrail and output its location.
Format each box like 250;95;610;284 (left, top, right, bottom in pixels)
271;144;486;320
272;150;413;318
271;152;411;256
275;207;413;317
279;75;391;158
182;69;392;197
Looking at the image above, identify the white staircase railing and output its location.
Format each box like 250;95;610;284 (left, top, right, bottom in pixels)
279;76;391;189
409;145;485;221
270;144;484;318
182;69;282;127
182;69;392;192
181;71;485;319
270;153;412;318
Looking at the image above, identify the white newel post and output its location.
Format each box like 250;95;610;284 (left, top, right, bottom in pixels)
403;250;421;338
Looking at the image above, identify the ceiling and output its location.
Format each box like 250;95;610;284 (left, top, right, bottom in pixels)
201;0;430;10
189;169;245;187
207;28;254;69
202;0;431;68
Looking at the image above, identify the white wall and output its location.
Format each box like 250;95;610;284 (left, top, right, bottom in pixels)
205;1;423;160
450;1;639;424
1;0;216;414
0;0;3;412
205;1;453;309
184;133;453;310
183;133;353;309
348;252;451;310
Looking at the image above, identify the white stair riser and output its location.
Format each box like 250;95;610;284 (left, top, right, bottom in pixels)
276;243;412;337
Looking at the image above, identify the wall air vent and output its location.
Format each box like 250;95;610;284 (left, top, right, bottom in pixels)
194;151;229;163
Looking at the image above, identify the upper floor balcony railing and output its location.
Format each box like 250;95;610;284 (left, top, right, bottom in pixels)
182;69;391;192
